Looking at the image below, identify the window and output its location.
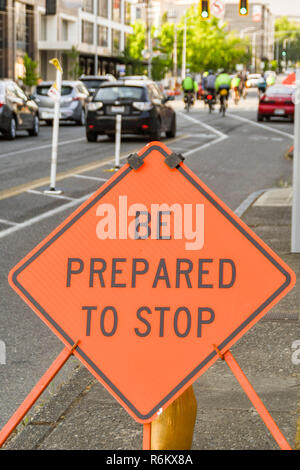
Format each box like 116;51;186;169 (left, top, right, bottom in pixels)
82;20;93;44
62;19;68;41
112;29;120;55
125;2;131;25
112;0;120;22
15;1;26;52
98;0;108;18
82;0;93;13
95;86;145;101
98;25;108;47
40;15;47;40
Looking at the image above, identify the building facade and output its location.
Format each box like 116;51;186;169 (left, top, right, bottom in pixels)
0;0;133;81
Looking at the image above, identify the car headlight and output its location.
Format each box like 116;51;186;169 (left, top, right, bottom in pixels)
132;102;153;111
88;102;103;111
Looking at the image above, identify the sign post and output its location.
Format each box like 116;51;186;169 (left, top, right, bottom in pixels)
291;67;300;252
1;142;296;449
115;114;122;170
44;58;63;195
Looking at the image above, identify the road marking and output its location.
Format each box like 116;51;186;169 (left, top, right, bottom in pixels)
177;111;228;156
177;111;227;138
0;218;19;227
0;137;86;160
0;192;93;240
0;134;188;202
71;174;108;182
226;112;293;139
26;189;76;201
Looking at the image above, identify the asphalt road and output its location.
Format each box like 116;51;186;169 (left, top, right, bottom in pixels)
0;90;295;431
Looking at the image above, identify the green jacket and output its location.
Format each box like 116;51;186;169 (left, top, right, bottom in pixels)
215;73;232;92
182;76;194;91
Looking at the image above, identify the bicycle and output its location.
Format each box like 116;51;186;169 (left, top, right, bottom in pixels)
219;88;229;117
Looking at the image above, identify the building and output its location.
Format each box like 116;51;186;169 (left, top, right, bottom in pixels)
0;0;133;81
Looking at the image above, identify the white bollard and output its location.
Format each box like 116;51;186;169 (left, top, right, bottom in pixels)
115;114;122;170
44;67;63;195
291;67;300;252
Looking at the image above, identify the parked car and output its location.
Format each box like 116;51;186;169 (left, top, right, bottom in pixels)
257;84;295;122
33;80;89;125
0;79;39;139
79;74;116;96
246;74;263;88
86;79;176;142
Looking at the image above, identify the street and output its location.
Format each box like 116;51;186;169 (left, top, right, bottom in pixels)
0;90;298;450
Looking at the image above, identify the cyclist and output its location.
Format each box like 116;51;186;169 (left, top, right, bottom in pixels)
257;73;267;97
182;72;197;109
215;70;231;113
231;74;241;104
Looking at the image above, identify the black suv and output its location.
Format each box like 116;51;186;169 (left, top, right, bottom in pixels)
86;80;176;142
0;79;39;139
79;74;116;96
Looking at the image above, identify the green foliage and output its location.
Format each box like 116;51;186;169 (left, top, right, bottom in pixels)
125;10;251;79
64;46;83;79
20;53;40;88
125;21;146;60
275;17;300;65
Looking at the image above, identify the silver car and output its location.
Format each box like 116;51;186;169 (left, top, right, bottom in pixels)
33;80;90;125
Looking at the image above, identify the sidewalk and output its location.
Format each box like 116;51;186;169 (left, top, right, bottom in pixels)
3;187;300;451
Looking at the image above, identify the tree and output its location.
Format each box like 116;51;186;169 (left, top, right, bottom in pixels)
275;17;300;68
64;46;83;79
20;53;40;90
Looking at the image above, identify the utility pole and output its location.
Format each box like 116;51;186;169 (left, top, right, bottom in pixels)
173;26;177;85
292;67;300;252
146;0;152;79
181;16;187;80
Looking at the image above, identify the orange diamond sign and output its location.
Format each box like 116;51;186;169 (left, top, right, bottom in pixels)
9;142;295;423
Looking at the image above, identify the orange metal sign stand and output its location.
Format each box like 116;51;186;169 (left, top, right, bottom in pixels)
0;342;78;447
0;345;291;450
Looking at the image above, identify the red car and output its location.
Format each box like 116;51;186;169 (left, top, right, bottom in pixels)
257;84;295;122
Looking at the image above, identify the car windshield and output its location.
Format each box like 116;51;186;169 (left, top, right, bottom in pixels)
266;86;294;96
81;80;107;89
95;86;145;101
37;85;73;96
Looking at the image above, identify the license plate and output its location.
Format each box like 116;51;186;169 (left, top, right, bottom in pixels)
274;109;285;115
111;106;125;113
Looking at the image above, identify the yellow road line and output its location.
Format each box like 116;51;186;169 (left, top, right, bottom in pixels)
0;134;188;202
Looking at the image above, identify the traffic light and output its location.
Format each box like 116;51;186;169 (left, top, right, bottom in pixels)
46;0;56;15
282;51;287;57
239;0;249;16
0;0;6;11
200;0;210;20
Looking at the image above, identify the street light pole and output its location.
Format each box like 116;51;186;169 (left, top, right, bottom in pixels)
181;16;187;81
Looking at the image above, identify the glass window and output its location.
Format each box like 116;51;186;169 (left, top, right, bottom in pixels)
82;20;94;44
15;2;26;53
125;2;131;25
98;0;108;18
98;25;108;47
112;0;121;22
62;20;68;41
37;85;74;96
112;29;120;55
40;15;47;41
82;0;94;13
95;85;145;101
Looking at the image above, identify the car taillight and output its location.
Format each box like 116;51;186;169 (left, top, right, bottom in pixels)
132;102;153;111
0;102;4;108
72;97;80;101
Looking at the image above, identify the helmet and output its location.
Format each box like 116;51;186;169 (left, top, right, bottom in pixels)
203;71;208;77
208;70;213;75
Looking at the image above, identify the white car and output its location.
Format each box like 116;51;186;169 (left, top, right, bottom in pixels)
246;74;263;88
